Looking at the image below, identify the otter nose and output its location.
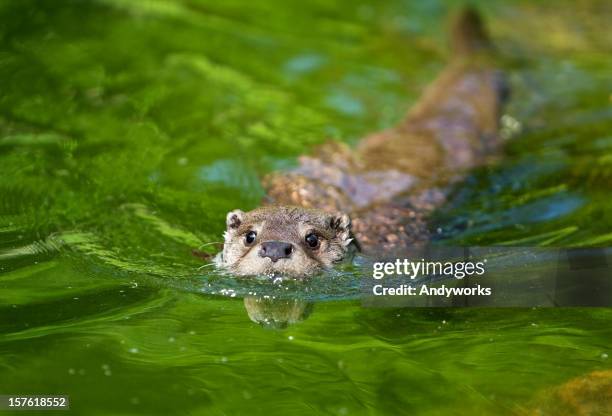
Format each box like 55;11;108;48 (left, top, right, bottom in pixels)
259;241;294;262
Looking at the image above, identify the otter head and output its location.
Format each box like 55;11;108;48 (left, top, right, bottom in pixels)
216;206;353;278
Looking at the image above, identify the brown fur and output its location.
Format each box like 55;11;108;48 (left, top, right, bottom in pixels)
217;7;508;277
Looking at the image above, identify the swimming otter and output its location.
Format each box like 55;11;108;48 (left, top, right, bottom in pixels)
215;7;508;278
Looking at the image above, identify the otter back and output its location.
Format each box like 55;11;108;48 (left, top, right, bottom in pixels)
264;7;508;253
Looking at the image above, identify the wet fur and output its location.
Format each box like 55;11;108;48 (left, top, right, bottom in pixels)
217;8;508;277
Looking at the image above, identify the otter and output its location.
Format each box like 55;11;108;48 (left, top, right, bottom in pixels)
215;7;508;278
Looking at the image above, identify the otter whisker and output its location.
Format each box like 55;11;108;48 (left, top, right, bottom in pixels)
197;263;216;271
198;241;222;249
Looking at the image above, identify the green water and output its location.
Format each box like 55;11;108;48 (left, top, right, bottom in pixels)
1;0;611;414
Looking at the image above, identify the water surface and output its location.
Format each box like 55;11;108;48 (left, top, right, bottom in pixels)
1;0;611;414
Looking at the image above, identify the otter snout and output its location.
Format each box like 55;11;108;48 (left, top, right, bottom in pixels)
259;241;293;262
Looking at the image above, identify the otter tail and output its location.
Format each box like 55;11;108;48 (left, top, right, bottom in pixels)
450;6;493;58
399;6;507;168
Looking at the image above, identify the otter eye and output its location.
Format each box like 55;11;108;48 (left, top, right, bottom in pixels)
305;233;319;249
245;231;257;245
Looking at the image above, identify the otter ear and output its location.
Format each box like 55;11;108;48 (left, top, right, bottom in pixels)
330;212;351;243
226;209;244;230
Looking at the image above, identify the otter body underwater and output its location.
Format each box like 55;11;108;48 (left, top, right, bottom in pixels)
215;8;509;278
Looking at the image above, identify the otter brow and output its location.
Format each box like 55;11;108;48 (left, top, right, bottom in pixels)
235;223;262;235
302;227;331;240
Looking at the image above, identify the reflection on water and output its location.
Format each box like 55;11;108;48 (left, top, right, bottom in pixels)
243;296;313;328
